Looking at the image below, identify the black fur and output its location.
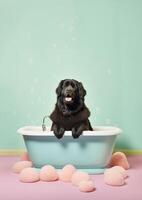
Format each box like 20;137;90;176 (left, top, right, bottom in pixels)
50;79;93;139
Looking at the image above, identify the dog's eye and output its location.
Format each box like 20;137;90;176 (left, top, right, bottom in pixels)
65;81;70;86
71;83;75;88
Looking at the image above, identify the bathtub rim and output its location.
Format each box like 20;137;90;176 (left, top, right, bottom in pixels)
17;126;122;136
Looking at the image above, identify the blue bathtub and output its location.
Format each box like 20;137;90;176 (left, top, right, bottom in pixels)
18;126;121;174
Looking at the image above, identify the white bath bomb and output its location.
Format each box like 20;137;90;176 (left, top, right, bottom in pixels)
12;161;33;173
40;165;58;181
58;164;76;182
19;167;40;183
104;168;125;186
78;180;95;192
71;171;91;186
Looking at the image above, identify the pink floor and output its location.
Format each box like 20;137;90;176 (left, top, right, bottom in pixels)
0;156;142;200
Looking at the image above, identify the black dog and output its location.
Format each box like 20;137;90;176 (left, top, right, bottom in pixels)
50;79;93;139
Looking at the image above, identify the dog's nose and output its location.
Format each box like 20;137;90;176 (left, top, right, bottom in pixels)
66;85;73;94
67;85;72;90
66;89;72;93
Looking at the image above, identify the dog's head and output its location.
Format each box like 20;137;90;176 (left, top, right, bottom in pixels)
56;79;86;105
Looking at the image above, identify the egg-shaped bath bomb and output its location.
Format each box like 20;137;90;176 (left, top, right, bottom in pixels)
71;171;91;186
104;168;125;186
21;152;30;161
58;164;76;182
109;152;130;169
40;165;58;181
78;180;95;192
12;161;33;173
19;167;40;183
109;166;128;178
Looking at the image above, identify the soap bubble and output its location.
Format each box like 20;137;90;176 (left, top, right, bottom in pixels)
52;43;57;48
107;68;112;76
33;77;39;84
28;57;33;65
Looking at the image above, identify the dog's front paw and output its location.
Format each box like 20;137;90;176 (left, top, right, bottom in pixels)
72;128;82;139
55;127;65;139
58;127;65;139
52;123;65;139
72;133;80;139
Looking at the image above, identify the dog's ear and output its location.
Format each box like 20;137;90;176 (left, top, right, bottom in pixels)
56;80;64;97
78;82;86;98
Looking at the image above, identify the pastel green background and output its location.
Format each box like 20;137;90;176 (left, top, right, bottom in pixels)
0;0;142;150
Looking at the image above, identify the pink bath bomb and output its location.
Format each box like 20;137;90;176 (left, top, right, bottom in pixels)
109;152;130;169
21;152;30;161
78;180;95;192
19;167;40;183
110;166;128;178
12;161;33;173
104;168;125;186
71;171;91;186
58;164;76;182
40;165;58;181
